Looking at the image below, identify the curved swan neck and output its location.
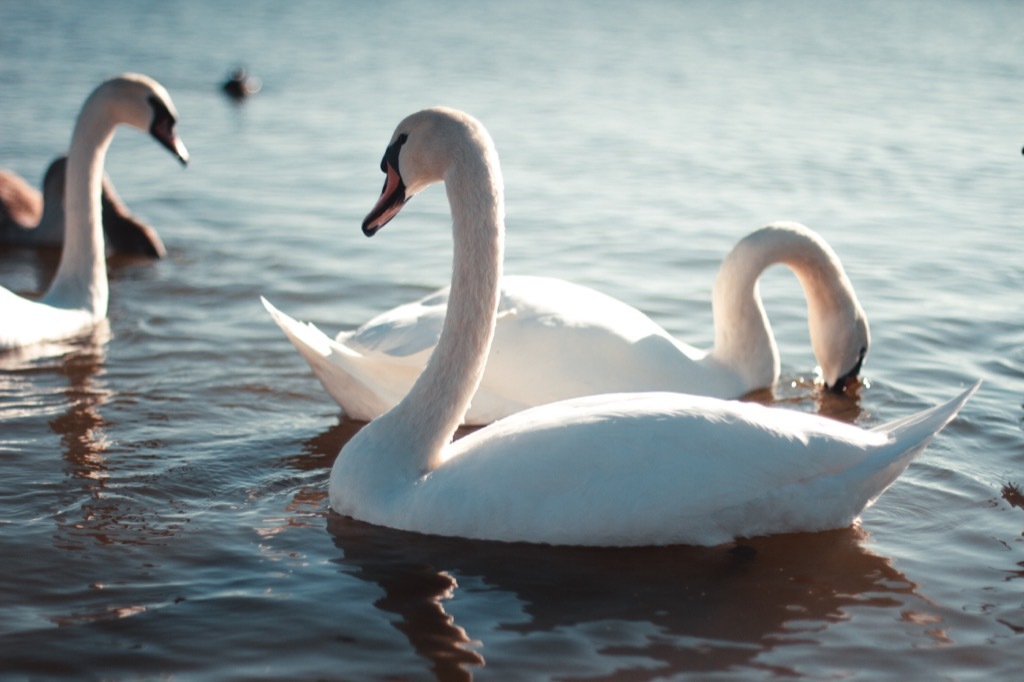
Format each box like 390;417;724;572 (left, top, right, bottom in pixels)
710;223;859;386
383;130;505;473
710;234;778;387
43;89;116;315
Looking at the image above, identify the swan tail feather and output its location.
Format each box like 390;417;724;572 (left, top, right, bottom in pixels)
261;296;412;421
261;296;356;359
842;380;981;514
872;380;980;442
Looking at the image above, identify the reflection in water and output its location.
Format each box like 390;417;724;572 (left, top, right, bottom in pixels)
259;418;366;538
325;515;932;680
49;338;114;550
753;373;866;424
1;327;179;551
50;345;112;475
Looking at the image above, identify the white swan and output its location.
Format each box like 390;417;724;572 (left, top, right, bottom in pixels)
264;223;869;426
267;107;977;547
0;74;187;352
0;156;167;257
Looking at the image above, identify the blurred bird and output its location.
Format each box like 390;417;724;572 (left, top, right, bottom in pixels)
222;66;261;100
0;156;166;258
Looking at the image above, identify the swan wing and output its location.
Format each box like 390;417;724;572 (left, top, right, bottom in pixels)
335;275;715;423
340;274;665;354
342;291;448;358
479;276;711;404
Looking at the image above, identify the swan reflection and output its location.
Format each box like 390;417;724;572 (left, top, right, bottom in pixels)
0;331;120;549
760;371;865;424
1;325;181;550
325;514;934;680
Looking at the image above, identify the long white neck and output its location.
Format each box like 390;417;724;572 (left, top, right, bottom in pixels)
42;90;114;316
710;223;851;389
375;142;505;474
710;236;777;390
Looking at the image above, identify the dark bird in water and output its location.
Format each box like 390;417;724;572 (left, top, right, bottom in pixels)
222;66;262;100
0;156;166;258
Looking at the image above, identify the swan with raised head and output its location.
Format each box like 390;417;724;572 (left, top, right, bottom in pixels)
0;156;167;257
264;222;869;426
266;107;977;546
0;74;187;352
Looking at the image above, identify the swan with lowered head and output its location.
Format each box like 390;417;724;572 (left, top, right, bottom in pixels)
264;220;869;424
265;107;977;546
0;74;187;352
0;156;167;257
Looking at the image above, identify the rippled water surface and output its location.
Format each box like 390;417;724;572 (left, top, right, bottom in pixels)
1;1;1022;679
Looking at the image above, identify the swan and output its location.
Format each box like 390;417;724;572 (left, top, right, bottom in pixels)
267;107;978;546
264;221;869;424
0;74;188;352
0;156;166;257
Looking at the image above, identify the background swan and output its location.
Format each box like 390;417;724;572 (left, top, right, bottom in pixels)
0;156;166;257
265;221;869;424
267;107;976;547
0;74;187;352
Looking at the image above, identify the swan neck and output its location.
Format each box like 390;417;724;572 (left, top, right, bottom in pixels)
711;224;856;387
385;147;504;473
710;238;778;385
44;94;114;315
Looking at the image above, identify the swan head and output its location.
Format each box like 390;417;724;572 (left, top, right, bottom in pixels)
712;223;871;395
94;73;189;166
362;107;487;236
813;303;870;393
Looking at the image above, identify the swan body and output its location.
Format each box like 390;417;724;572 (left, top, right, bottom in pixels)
336;387;977;546
266;223;869;425
0;156;166;257
0;74;187;352
272;107;976;547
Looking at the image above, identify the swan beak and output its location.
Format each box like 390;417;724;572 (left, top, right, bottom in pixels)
167;135;190;166
148;105;189;165
151;121;189;165
826;347;867;394
362;162;408;237
828;372;860;394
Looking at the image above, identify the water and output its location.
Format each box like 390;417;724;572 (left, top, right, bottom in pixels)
1;0;1022;679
